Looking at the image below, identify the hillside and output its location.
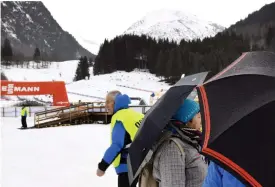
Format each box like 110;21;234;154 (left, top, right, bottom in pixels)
231;2;275;28
95;3;274;84
1;1;95;61
228;2;275;49
124;9;225;42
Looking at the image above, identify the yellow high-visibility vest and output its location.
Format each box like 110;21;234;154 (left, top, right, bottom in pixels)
110;108;144;167
21;107;28;116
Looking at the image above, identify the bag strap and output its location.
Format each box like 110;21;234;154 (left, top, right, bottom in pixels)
169;137;185;156
138;136;185;187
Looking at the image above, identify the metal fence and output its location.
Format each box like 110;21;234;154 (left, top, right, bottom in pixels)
0;106;58;117
0;105;152;117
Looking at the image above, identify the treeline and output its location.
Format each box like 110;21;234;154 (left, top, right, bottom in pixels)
94;23;275;84
1;38;52;68
1;38;95;69
94;29;273;84
94;35;178;75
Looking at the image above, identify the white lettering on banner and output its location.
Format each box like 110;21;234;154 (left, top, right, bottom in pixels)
1;84;40;94
34;87;40;92
1;86;7;91
13;86;20;92
7;84;14;94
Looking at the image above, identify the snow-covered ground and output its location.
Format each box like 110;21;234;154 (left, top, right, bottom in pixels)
2;61;170;106
3;61;79;84
1;98;23;107
66;70;169;104
1;61;170;187
1;117;117;187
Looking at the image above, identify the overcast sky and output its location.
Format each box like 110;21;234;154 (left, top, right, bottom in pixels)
43;0;274;50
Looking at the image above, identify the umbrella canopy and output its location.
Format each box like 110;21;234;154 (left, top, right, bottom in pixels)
197;51;275;187
127;72;208;186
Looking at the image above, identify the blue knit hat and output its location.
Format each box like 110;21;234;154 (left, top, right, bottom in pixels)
172;99;200;123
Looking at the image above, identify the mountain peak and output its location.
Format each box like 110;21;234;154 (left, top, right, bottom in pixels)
124;9;225;42
1;1;95;60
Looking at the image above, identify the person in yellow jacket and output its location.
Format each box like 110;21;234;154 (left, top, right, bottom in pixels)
21;105;28;128
96;90;144;187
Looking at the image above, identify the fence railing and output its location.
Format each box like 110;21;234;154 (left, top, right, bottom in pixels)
0;105;152;117
0;106;59;117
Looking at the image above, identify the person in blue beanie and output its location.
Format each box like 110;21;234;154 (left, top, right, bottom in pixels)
96;90;144;187
203;161;245;187
139;99;208;187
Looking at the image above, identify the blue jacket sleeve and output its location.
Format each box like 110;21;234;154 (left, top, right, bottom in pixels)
203;162;246;187
203;162;223;187
98;121;126;171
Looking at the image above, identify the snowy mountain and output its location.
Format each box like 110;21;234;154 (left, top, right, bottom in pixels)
1;1;95;60
74;36;100;55
124;9;225;42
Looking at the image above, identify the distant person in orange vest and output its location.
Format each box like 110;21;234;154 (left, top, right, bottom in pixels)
21;105;28;128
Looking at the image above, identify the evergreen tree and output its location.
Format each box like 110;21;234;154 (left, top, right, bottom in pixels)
93;44;105;75
165;49;176;78
88;57;94;67
74;57;83;81
33;47;41;68
81;56;90;79
155;50;165;77
74;56;90;81
173;47;183;77
33;47;41;60
266;27;275;48
1;72;8;80
1;38;13;66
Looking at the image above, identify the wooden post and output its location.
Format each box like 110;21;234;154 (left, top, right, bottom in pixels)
86;103;89;123
105;113;107;124
34;114;36;128
69;106;71;124
38;114;40;128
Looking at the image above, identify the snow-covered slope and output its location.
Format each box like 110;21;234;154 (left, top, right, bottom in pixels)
66;69;169;103
124;9;225;42
3;61;79;83
1;61;170;105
